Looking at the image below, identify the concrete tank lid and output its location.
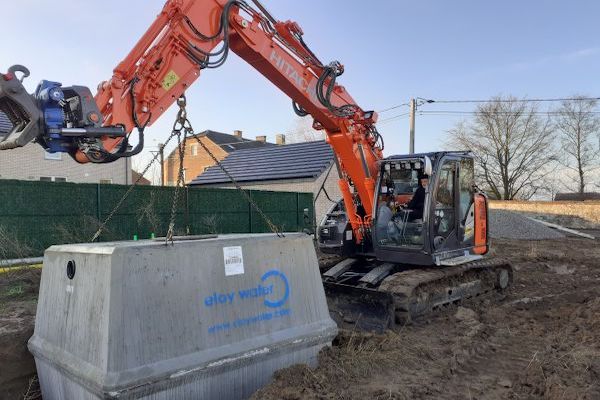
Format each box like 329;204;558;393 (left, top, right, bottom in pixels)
45;232;307;254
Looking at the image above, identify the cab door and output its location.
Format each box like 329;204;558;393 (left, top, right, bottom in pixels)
458;157;476;247
431;158;458;250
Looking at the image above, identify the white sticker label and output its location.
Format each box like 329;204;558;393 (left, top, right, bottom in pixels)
346;230;353;241
223;246;244;276
66;285;74;293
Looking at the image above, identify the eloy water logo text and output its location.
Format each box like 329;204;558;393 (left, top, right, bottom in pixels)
205;269;291;334
204;269;289;308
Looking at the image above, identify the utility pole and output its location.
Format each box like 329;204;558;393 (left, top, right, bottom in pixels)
158;143;165;186
409;98;416;154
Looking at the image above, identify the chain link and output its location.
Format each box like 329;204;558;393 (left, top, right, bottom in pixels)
90;129;179;242
91;93;284;244
165;96;191;242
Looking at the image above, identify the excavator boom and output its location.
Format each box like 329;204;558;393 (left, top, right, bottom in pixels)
0;0;380;243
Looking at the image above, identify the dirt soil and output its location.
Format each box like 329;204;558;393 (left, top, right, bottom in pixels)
0;268;40;400
1;236;599;400
253;236;600;400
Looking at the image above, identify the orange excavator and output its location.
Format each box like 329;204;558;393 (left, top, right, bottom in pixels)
0;0;511;331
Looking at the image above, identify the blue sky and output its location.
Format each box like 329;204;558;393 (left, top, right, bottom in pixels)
2;0;599;165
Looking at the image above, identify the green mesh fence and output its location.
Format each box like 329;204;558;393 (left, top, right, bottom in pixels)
0;180;314;258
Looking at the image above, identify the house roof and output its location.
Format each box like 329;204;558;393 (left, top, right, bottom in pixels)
204;131;274;151
190;140;334;185
0;111;12;135
132;170;152;185
165;130;273;159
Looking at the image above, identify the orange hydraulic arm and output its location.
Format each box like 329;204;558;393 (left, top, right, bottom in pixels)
91;0;384;242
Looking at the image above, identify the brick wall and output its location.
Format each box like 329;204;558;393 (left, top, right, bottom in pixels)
163;136;228;185
0;144;131;184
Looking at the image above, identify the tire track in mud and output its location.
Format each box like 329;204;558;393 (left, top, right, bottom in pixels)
447;312;542;399
443;281;600;400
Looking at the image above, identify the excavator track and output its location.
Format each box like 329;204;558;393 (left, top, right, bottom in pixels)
323;258;513;332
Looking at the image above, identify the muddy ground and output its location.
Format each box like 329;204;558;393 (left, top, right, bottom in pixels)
1;236;599;399
0;268;39;400
254;236;600;400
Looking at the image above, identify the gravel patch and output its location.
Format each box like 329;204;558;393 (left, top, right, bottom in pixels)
489;210;565;240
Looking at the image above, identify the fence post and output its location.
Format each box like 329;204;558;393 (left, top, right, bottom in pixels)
248;190;253;233
96;184;101;238
296;193;300;231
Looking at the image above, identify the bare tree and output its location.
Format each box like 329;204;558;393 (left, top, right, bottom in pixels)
555;96;600;194
136;191;161;234
286;117;325;143
448;96;556;200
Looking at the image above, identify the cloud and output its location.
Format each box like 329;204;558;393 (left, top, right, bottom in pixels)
562;47;600;61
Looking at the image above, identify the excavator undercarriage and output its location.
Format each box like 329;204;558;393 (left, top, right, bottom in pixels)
323;257;513;332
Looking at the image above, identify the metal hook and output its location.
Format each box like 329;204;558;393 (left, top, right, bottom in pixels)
8;65;30;83
177;94;187;108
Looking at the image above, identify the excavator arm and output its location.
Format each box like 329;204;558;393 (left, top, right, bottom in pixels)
0;0;383;242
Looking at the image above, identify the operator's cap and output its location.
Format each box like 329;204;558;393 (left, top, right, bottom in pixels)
419;174;429;180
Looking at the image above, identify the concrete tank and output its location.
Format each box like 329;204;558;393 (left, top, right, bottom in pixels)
28;233;337;399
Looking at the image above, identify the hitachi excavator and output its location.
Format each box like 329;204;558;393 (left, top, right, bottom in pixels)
0;0;511;331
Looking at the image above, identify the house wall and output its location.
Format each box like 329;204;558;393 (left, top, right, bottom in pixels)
0;144;131;184
311;163;343;223
163;136;228;185
199;163;343;223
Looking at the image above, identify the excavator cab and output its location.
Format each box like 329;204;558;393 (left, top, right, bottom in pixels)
319;151;489;265
373;152;489;266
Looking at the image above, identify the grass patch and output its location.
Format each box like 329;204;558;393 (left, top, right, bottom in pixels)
2;283;24;298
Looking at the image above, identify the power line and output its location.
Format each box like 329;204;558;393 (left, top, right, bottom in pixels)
418;110;600;115
378;112;410;123
377;103;409;113
377;96;600;111
426;96;600;104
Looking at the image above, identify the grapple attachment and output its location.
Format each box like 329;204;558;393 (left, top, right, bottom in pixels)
0;65;127;162
0;65;42;150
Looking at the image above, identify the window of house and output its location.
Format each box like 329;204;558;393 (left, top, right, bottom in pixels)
191;145;198;156
99;179;113;184
44;151;62;161
39;177;52;182
54;177;67;182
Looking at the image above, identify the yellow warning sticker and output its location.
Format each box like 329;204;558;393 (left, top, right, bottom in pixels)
162;70;180;91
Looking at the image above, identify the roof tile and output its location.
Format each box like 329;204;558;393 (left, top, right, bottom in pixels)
190;140;334;185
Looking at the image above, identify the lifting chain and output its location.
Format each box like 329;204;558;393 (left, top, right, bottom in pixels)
181;95;285;238
165;96;191;243
90;128;179;242
92;94;284;243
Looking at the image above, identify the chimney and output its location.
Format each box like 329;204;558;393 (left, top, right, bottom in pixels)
275;134;286;145
233;130;243;139
255;135;267;143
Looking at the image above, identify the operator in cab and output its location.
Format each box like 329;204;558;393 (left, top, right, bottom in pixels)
406;174;429;220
